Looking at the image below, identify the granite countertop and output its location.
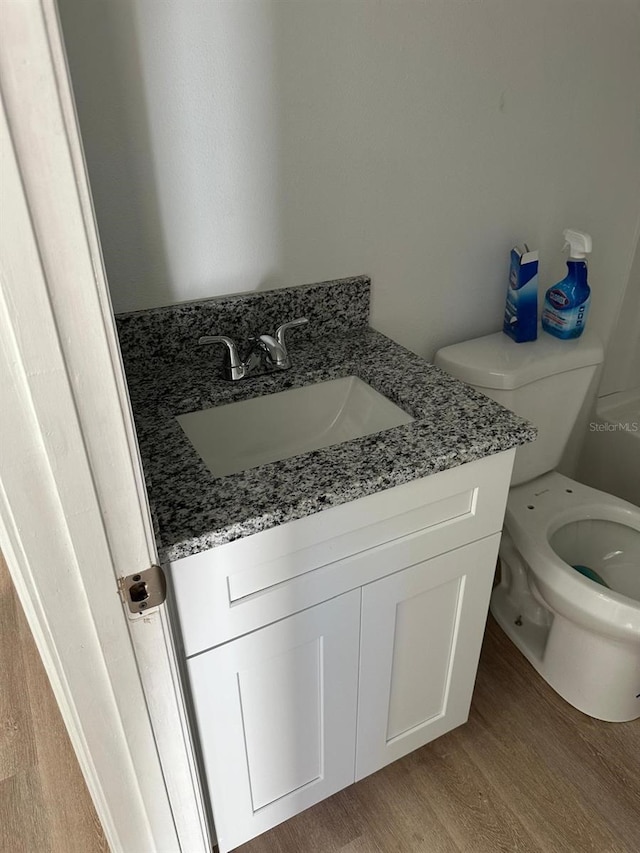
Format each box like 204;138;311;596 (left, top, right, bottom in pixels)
118;277;536;563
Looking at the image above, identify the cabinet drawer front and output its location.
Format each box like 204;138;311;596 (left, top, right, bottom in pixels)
171;451;514;655
187;591;360;853
355;533;499;781
228;488;474;602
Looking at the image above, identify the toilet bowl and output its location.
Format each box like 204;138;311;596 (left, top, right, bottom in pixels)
493;471;640;722
434;330;640;721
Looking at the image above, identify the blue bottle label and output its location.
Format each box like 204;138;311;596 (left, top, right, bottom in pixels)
542;258;591;340
542;295;590;339
547;288;570;309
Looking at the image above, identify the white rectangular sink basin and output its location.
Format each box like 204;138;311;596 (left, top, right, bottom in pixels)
177;376;413;477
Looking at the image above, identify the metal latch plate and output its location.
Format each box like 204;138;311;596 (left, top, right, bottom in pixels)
118;565;166;614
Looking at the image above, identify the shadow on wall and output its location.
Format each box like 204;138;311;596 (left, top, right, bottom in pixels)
58;0;174;308
59;0;285;311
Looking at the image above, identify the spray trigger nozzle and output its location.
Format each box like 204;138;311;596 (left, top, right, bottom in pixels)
562;229;592;259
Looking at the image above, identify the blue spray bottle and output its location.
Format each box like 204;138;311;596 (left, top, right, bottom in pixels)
542;229;592;340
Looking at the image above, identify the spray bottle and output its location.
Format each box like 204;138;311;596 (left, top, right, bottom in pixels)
542;229;592;340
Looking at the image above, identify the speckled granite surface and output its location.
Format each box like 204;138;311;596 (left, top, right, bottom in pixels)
117;277;536;563
117;275;370;369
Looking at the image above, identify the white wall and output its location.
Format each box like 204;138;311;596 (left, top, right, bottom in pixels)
59;0;640;359
599;236;640;397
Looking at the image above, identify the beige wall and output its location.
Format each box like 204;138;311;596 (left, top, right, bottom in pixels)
60;0;640;360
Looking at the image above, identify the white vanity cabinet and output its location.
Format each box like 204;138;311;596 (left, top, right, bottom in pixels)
169;449;515;852
355;533;498;781
187;592;361;853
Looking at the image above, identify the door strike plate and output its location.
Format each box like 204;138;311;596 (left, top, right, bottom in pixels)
119;565;166;614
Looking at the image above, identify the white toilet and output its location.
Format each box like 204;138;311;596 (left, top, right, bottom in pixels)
435;329;640;722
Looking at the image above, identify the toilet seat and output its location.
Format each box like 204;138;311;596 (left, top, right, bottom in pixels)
505;472;640;643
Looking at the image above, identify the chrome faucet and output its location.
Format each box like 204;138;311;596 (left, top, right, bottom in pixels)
199;318;309;381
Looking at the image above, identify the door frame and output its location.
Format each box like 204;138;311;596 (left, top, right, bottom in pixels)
0;2;210;851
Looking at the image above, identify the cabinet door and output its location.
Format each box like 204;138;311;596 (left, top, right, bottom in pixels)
356;534;499;781
187;590;360;853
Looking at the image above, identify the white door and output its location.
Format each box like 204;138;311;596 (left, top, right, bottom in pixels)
355;534;499;781
188;591;361;853
0;4;208;851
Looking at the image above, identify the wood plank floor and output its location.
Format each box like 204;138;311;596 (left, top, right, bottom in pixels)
238;616;640;853
0;553;108;853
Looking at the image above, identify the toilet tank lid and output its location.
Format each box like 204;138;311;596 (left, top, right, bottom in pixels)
435;330;604;390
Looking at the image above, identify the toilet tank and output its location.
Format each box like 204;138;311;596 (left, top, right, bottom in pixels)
435;330;604;485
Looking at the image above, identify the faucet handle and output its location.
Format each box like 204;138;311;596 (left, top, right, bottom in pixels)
199;335;246;380
198;335;241;367
275;317;309;349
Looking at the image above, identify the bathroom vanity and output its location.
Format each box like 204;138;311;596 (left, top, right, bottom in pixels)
171;453;513;851
116;276;535;852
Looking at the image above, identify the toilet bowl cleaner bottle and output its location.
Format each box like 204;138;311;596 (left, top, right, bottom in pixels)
542;229;592;340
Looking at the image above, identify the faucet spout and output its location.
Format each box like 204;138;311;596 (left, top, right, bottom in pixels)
198;317;308;381
257;334;289;367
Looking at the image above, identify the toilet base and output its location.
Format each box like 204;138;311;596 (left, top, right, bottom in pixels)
491;582;640;723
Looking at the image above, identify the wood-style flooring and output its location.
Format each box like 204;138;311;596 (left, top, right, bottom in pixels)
0;553;108;853
238;617;640;853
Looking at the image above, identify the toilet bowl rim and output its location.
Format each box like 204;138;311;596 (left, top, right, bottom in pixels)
505;533;640;642
512;495;640;587
507;472;640;548
503;514;640;641
508;471;640;525
505;473;640;639
544;501;640;539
